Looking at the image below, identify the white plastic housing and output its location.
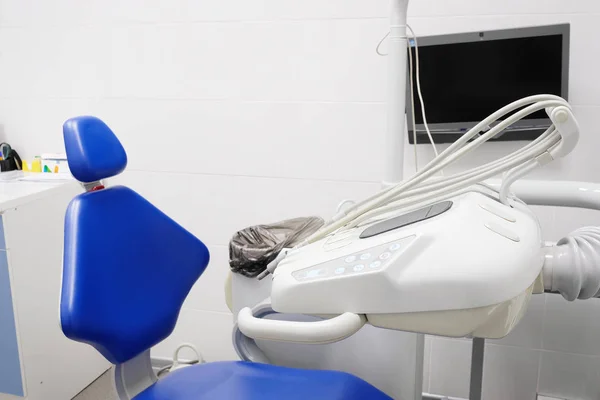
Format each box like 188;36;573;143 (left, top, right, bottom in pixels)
271;191;544;338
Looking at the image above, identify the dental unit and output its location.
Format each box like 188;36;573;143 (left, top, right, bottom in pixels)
55;0;600;399
235;95;583;344
231;0;600;398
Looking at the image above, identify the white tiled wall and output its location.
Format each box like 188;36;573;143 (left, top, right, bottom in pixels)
1;1;600;398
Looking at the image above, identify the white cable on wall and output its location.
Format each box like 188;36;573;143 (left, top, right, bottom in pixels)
377;26;438;171
407;33;419;172
406;24;438;159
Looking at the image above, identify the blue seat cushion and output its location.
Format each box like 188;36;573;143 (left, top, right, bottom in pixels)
134;361;391;400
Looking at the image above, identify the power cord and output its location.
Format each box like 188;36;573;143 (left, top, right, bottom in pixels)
375;32;390;57
406;24;439;161
407;33;418;172
156;343;205;378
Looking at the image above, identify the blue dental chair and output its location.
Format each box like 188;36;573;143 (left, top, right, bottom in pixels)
59;116;392;400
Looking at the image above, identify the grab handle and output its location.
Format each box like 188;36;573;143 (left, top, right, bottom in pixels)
237;307;366;344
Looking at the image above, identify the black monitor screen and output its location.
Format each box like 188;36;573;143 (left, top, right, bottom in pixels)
410;34;563;124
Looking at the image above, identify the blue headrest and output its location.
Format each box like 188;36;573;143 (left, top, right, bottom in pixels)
60;116;210;364
63;116;128;182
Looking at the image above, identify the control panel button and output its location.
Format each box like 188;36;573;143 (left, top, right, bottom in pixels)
389;243;401;251
335;267;345;275
353;264;365;272
369;261;382;269
379;252;391;260
295;271;308;279
360;253;371;260
345;255;357;263
306;269;324;278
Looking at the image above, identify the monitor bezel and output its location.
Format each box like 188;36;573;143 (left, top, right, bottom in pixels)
406;24;570;144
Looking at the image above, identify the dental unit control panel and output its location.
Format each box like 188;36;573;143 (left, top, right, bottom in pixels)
289;234;416;282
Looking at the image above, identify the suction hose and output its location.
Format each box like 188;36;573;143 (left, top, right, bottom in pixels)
544;226;600;300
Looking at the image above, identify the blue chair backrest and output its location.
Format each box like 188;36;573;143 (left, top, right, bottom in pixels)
60;116;210;364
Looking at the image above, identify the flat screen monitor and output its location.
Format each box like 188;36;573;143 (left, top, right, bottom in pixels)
407;24;570;144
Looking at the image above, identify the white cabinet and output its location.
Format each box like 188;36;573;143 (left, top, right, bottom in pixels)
0;180;110;400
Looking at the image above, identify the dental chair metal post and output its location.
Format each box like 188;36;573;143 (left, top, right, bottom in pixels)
59;116;392;400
